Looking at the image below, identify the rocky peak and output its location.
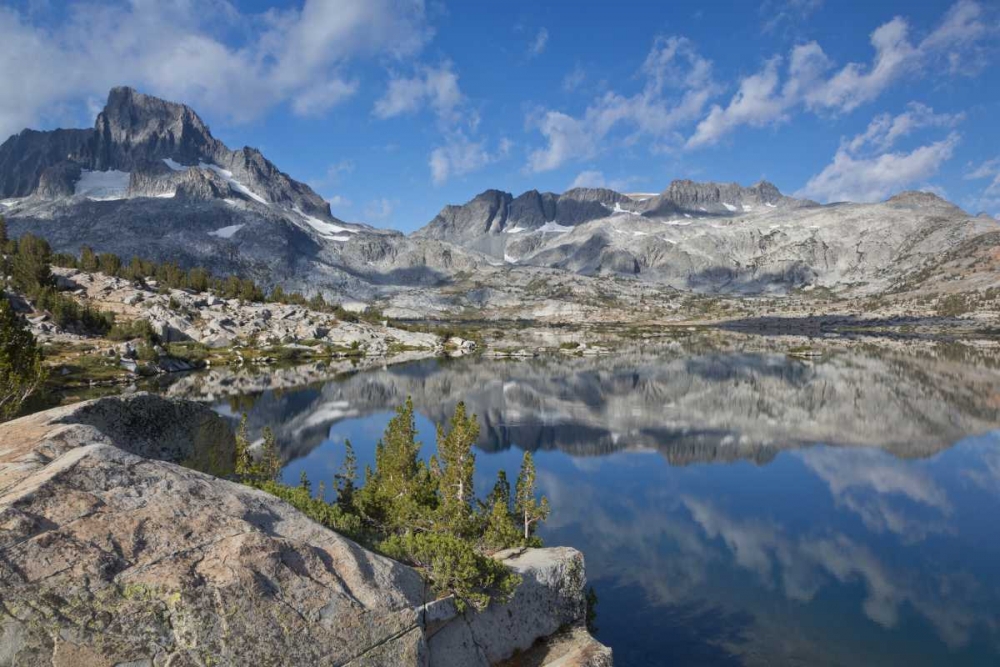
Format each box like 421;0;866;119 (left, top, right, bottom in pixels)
93;86;221;171
885;190;958;210
662;179;784;208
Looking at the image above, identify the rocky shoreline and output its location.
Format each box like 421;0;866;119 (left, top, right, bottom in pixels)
0;394;610;666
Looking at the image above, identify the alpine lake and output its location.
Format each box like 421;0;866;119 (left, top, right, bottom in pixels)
149;326;1000;667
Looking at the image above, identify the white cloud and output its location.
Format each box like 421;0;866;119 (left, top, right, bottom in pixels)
966;157;1000;195
760;0;824;36
0;0;432;140
429;134;510;185
372;58;508;185
965;156;1000;215
373;61;463;121
364;197;396;222
798;132;960;203
561;64;586;92
845;102;964;154
570;170;607;189
526;36;718;172
687;1;993;148
528;28;549;58
328;194;351;208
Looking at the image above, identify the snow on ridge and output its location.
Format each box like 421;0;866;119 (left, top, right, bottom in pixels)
199;162;268;205
612;202;639;215
208;224;245;239
75;170;130;200
538;221;573;233
292;207;356;240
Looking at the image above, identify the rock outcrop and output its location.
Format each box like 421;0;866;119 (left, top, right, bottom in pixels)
0;395;609;666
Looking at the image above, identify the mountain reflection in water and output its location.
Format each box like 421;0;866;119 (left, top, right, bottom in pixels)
171;341;1000;666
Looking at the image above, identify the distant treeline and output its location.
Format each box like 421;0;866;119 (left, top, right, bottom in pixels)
0;215;384;335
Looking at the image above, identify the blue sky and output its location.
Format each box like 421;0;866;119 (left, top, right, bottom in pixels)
1;0;998;230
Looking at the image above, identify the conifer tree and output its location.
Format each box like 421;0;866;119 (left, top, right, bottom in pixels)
515;451;550;542
436;401;479;536
0;294;45;422
80;246;98;271
234;414;253;479
357;397;436;530
482;470;520;551
0;215;7;246
334;439;357;512
260;426;282;481
11;234;53;293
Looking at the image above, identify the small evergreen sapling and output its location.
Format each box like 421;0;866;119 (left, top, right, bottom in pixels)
515;451;550;543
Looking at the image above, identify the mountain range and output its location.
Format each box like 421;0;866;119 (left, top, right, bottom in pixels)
2;87;997;318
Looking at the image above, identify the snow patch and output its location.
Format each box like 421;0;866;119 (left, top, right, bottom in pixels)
504;252;518;263
208;224;245;239
292;207;356;238
661;219;693;226
199;162;269;204
765;202;777;208
612;202;639;215
723;202;737;212
163;158;188;171
505;226;527;234
742;204;752;212
154;191;176;199
538;221;573;233
683;213;691;218
75;170;130;200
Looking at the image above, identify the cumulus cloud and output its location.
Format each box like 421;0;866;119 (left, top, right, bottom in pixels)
570;170;607;189
844;102;964;154
363;197;397;222
0;0;432;140
561;64;586;92
797;106;961;203
429;135;510;185
760;0;824;36
373;61;463;121
372;59;507;185
526;36;718;172
965;156;1000;216
687;1;993;148
528;28;549;58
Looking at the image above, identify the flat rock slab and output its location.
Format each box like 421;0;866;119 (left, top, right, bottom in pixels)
0;394;429;666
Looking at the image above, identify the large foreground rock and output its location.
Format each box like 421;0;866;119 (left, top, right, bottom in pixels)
0;395;609;666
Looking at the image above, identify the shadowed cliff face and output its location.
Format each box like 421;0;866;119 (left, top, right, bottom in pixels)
160;340;1000;466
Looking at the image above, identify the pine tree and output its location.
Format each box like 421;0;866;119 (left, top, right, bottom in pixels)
436;401;479;536
357;396;436;530
334;439;357;512
80;246;98;271
0;294;45;422
482;470;520;551
299;471;312;494
0;216;7;246
234;414;253;479
514;451;550;543
11;234;53;293
260;426;282;481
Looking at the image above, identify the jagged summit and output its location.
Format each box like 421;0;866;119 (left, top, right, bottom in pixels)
0;86;331;217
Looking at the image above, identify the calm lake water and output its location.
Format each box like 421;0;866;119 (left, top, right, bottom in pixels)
188;341;1000;667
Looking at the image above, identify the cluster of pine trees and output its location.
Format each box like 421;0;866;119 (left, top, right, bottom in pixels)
233;398;550;611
